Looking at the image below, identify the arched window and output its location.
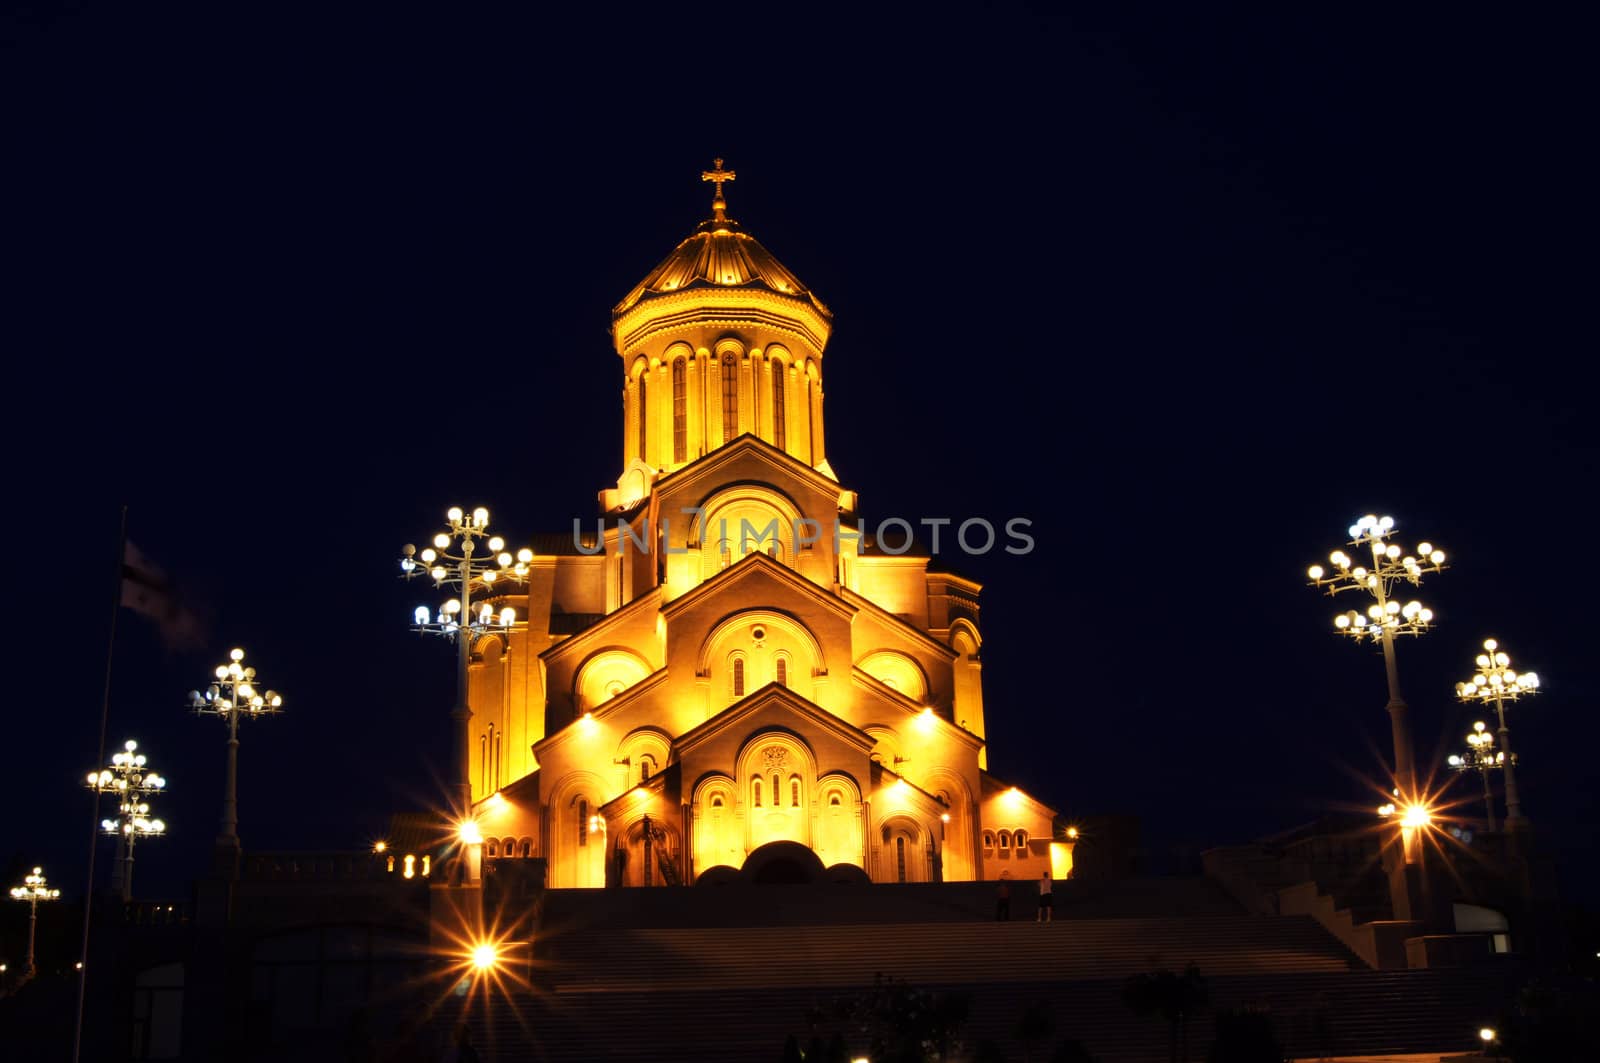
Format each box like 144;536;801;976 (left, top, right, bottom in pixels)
711;794;724;808
578;799;589;847
672;356;687;462
753;777;763;807
731;657;745;698
829;792;841;807
1014;829;1028;851
721;356;739;442
637;372;648;459
807;366;818;458
790;776;801;807
771;364;786;448
772;773;780;801
997;830;1011;852
639;755;656;782
775;656;788;687
520;838;532;858
982;830;995;854
895;836;908;882
502;837;515;857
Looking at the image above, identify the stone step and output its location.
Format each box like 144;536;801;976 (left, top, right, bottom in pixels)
445;968;1512;1063
539;915;1364;991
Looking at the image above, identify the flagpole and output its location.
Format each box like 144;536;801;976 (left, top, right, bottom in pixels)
73;505;126;1063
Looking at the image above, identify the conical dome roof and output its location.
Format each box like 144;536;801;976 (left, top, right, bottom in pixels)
613;161;830;321
612;216;830;319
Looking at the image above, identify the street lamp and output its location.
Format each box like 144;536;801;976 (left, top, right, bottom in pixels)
1306;513;1445;798
399;505;527;820
87;740;168;901
10;866;61;977
1457;638;1539;827
1377;792;1435;863
1448;721;1512;831
187;647;282;867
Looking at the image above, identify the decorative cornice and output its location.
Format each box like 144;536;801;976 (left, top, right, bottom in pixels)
613;288;832;353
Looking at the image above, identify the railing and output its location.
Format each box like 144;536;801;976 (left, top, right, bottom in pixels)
243;850;398;883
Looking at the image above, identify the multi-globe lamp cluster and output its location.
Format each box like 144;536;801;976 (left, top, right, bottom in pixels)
9;865;61;977
87;740;168;901
1306;514;1546;860
1306;514;1445;801
1453;638;1538;827
187;647;283;861
400;505;529;874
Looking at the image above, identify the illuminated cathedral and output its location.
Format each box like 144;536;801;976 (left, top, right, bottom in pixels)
458;162;1067;887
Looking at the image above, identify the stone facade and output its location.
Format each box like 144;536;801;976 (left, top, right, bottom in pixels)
453;180;1065;886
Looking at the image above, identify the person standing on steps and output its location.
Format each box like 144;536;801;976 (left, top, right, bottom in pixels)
995;871;1011;920
1037;871;1053;923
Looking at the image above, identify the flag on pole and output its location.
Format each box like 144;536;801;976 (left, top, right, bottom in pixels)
120;541;205;649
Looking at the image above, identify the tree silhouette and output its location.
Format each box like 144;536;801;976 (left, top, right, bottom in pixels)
1121;965;1209;1063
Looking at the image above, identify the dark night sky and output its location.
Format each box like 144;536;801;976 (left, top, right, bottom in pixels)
5;5;1597;906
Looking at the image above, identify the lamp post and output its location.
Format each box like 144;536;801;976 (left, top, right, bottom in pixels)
187;647;282;868
1456;638;1538;827
87;740;168;902
400;506;528;821
1306;513;1446;799
1448;722;1510;831
10;866;61;977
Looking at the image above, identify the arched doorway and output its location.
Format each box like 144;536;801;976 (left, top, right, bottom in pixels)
616;815;683;887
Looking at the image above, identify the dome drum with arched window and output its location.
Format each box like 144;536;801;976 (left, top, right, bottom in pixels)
610;167;832;486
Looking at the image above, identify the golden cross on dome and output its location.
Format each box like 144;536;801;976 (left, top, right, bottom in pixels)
701;157;736;220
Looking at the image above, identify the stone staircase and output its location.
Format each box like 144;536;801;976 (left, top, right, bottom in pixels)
1204;834;1426;970
449;926;1509;1062
537;916;1363;992
422;881;1513;1061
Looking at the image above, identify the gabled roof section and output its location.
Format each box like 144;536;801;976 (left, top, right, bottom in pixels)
652;432;842;503
532;668;671;760
539;586;663;667
841;586;959;662
674;682;877;761
596;762;676;818
662;550;857;624
980;769;1060;820
849;669;984;753
871;759;953;811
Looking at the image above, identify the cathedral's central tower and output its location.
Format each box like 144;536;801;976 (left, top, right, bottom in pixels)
606;160;834;510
